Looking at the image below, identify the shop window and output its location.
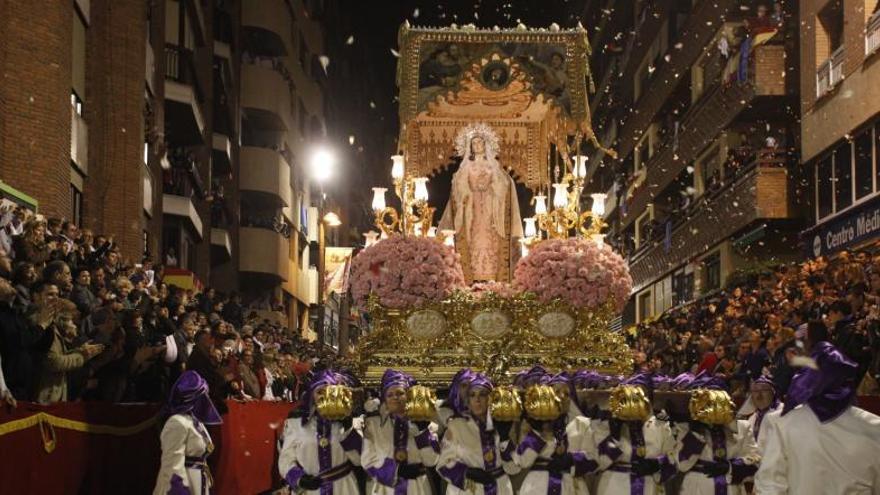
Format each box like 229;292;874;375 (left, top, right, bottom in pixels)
703;251;721;292
817;155;834;219
855;129;874;200
834;141;853;211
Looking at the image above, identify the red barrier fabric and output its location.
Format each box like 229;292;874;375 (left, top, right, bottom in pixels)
2;397;879;494
0;400;292;495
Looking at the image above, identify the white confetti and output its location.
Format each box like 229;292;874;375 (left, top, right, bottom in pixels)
349;135;355;145
369;101;376;109
345;35;354;45
318;55;330;74
390;48;400;58
413;8;420;18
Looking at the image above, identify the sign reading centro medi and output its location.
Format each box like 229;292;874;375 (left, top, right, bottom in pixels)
804;195;880;257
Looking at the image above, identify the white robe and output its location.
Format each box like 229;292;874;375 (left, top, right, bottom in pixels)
362;412;439;495
674;420;760;495
277;416;362;494
567;416;599;495
754;405;880;495
592;417;675;495
515;417;596;495
746;404;781;455
153;414;213;495
437;415;520;495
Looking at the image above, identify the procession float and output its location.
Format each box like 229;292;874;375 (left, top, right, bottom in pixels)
350;22;634;386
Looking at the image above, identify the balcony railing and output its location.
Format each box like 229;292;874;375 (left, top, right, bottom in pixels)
867;11;880;56
165;44;203;102
816;45;845;97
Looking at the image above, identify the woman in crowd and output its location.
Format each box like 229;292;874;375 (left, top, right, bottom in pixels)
278;369;362;494
153;370;222;495
437;372;519;494
362;369;439;495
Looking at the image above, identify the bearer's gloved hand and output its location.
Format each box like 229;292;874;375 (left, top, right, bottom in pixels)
465;467;495;485
631;457;661;476
298;473;322;490
704;460;731;478
547;452;574;472
494;421;513;442
397;463;423;480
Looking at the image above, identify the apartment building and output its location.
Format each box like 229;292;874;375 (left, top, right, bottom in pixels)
584;0;803;324
800;0;880;258
0;0;328;331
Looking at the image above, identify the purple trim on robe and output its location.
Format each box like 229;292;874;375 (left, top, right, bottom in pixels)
628;422;647;495
317;419;333;495
709;426;729;495
340;429;363;454
367;458;398;487
597;436;623;461
393;418;409;495
479;420;499;495
678;431;706;462
572;452;598;477
501;441;515;462
167;474;190;495
516;430;546;456
784;342;858;423
438;462;468;490
657;455;676;483
729;458;757;485
414;428;438;452
284;465;305;489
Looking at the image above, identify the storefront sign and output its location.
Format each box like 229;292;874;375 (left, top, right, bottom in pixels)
803;195;880;257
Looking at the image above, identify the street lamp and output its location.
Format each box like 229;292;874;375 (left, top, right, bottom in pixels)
309;147;337;182
323;211;342;227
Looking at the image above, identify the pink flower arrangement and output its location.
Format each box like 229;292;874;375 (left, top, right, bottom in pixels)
469;281;518;300
350;235;466;311
513;238;632;311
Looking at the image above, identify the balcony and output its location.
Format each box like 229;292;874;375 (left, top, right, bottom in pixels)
816;45;845;97
212;132;232;177
240;146;291;207
619;40;787;229
164;44;205;145
70;106;88;175
241;0;290;56
239;226;289;281
163;193;204;239
210;227;232;263
867;11;880;57
241;63;290;131
626;157;791;290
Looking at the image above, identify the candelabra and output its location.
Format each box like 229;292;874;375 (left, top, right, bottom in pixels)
370;155;454;246
523;155;608;247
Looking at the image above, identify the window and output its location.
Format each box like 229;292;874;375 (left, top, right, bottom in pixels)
70;184;83;227
635;206;655;248
855;129;874;200
72;9;86;113
672;268;695;305
637;290;653;322
817;155;834;219
817;1;845;61
703;251;721;292
834;141;853;211
634;132;651;172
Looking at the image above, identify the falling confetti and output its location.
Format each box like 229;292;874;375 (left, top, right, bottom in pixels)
413;8;420;18
369;101;376;109
318;55;330;74
345;35;354;45
390;48;400;58
349;135;355;145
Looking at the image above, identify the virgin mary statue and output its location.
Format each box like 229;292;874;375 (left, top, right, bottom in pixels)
439;123;523;283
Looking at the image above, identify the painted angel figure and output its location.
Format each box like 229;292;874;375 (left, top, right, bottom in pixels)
439;123;523;282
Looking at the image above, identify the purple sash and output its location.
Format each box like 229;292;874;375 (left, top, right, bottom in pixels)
709;426;728;495
393;418;409;495
627;421;646;495
546;419;568;495
479;421;499;495
317;419;333;495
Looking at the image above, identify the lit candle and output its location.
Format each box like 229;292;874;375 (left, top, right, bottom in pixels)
534;195;548;215
427;226;437;238
524;217;537;238
552;183;569;209
363;231;379;247
591;233;605;247
441;229;455;248
519;238;530;257
413;177;429;202
413;222;423;236
574;155;588;178
391;155;405;180
590;193;607;217
371;187;387;212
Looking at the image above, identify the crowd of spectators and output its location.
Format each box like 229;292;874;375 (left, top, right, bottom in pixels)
0;205;340;410
628;249;880;401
